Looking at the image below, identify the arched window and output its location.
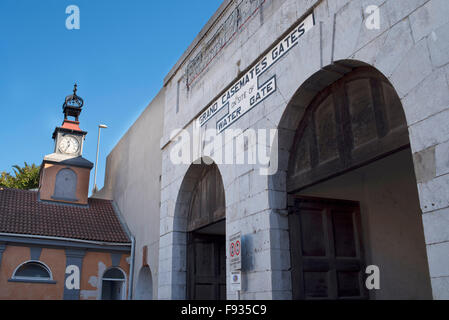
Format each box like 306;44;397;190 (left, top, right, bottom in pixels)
11;261;54;283
101;267;126;300
52;168;77;201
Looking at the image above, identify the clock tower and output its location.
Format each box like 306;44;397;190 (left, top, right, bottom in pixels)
38;84;94;205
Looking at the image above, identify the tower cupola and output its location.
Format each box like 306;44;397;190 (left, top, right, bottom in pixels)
63;83;84;121
39;84;93;205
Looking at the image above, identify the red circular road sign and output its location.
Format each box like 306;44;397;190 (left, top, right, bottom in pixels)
230;242;235;257
235;240;241;256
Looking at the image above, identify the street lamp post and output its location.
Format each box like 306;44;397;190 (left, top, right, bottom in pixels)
93;124;108;193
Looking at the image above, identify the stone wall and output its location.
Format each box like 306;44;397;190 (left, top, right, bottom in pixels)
157;0;449;299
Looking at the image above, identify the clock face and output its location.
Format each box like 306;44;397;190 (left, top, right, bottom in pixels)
59;136;80;154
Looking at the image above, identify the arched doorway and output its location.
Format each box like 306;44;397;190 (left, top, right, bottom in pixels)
100;267;126;300
175;159;226;300
278;63;432;299
135;266;153;300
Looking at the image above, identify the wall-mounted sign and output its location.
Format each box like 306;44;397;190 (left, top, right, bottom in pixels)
231;271;242;291
196;12;315;133
229;232;242;271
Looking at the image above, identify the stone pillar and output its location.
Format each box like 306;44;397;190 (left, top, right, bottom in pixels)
63;249;86;300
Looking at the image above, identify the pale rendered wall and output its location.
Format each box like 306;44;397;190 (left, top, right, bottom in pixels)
99;89;165;299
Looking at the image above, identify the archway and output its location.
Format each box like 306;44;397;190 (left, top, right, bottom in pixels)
272;61;432;299
173;158;226;300
100;267;126;300
135;266;153;300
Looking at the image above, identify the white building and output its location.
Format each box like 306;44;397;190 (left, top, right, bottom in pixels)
97;0;449;300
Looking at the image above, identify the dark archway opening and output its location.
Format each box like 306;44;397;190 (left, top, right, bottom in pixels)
185;163;226;300
285;65;432;299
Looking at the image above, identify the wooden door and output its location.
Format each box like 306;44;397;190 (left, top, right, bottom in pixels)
187;233;226;300
289;196;367;299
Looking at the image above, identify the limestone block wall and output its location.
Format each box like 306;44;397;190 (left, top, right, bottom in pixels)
157;0;449;299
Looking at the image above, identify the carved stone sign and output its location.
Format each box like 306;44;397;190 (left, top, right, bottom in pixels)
186;0;266;87
196;12;315;133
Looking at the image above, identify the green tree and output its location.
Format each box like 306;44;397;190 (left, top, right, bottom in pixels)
0;162;41;190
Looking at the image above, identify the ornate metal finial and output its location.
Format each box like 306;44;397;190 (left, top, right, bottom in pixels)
63;83;84;110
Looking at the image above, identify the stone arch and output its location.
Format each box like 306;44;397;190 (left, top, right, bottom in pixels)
187;163;225;232
173;157;225;233
268;61;371;241
269;59;408;208
135;266;153;300
269;60;431;299
286;66;408;192
169;157;226;300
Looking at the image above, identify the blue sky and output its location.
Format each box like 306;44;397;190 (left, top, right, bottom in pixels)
0;0;222;192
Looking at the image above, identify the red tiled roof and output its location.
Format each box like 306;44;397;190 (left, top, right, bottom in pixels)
0;188;130;244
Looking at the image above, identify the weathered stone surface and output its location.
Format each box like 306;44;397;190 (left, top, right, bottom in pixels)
409;108;449;153
271;290;292;300
319;12;336;67
427;241;449;277
297;0;320;18
389;39;432;97
428;21;449;68
327;0;352;16
413;146;436;183
402;67;449;126
271;270;292;291
423;207;449;244
436;140;449;177
418;173;449;212
355;1;391;52
333;0;364;61
409;0;449;42
386;0;428;26
352;30;388;66
361;0;387;9
431;276;449;299
243;270;273;293
374;19;414;77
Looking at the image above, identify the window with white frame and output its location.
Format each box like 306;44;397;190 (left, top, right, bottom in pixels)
101;267;126;300
11;260;53;282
